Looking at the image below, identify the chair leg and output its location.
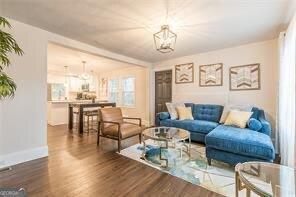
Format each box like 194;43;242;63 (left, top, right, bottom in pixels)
87;116;90;133
97;122;101;146
207;158;212;166
97;134;100;146
139;134;142;144
118;139;121;153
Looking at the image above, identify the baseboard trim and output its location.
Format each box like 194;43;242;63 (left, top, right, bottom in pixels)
0;146;48;168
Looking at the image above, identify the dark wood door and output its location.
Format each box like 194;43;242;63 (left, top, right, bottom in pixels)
155;70;172;115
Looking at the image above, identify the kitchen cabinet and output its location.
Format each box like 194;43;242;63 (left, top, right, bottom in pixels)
68;76;97;92
69;77;82;92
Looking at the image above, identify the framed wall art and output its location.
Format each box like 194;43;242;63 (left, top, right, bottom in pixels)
199;63;223;87
229;63;260;91
175;63;194;84
99;77;108;97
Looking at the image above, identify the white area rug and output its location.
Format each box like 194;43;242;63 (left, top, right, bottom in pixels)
119;139;259;197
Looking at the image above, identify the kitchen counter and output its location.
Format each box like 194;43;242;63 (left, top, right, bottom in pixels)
48;99;93;104
47;101;70;126
47;100;110;126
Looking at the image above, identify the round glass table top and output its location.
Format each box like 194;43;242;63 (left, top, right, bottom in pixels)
142;127;190;141
236;162;295;197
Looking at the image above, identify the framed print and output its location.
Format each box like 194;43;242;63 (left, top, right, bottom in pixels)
175;63;194;84
229;63;260;91
99;77;108;97
199;63;223;87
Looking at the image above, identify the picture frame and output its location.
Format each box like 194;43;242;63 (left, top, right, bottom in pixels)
99;77;108;97
229;63;260;91
199;63;223;87
175;63;194;84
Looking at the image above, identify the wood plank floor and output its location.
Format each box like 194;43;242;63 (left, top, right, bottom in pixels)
0;125;222;197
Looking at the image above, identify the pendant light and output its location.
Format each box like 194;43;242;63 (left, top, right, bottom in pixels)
153;25;177;53
79;61;90;80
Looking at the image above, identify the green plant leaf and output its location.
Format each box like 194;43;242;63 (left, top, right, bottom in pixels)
0;17;11;28
0;17;24;99
0;71;17;99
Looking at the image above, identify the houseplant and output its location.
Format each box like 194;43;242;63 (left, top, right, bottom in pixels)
0;17;23;99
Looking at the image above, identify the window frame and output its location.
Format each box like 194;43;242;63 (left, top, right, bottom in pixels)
107;76;136;108
121;76;136;108
108;78;120;104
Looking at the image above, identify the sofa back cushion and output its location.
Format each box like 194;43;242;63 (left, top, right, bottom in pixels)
185;103;224;123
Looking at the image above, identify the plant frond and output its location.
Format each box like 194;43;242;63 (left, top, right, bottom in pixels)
0;17;22;99
0;17;11;28
0;71;17;99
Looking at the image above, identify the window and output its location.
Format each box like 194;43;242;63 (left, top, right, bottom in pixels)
107;77;136;107
108;79;119;103
122;77;135;107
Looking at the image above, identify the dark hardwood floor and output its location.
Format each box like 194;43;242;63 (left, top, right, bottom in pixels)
0;124;222;197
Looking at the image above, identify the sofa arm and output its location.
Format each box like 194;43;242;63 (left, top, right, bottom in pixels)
258;110;272;136
155;112;170;126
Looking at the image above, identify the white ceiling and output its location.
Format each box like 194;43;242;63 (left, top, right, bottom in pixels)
1;0;295;62
47;43;134;74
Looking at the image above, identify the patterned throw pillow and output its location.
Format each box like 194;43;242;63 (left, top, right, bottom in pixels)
224;110;253;128
166;102;185;120
176;107;194;120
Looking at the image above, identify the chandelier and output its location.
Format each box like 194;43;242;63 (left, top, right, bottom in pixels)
79;61;90;81
153;25;177;53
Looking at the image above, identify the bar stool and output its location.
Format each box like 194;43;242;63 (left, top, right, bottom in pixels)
73;109;79;129
84;109;99;133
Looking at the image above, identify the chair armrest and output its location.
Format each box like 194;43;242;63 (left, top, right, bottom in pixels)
258;110;271;136
123;117;142;126
99;120;121;126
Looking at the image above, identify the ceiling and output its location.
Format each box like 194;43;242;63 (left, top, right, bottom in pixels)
1;0;295;62
47;43;134;74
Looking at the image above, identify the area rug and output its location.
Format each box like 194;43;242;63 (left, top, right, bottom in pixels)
119;139;257;197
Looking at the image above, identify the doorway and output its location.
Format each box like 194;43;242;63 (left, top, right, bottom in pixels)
155;70;172;115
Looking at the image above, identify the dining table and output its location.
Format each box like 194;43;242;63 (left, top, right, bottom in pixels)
68;101;116;134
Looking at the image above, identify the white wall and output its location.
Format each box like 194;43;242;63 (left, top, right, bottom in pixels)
0;18;150;168
0;19;48;167
151;40;278;134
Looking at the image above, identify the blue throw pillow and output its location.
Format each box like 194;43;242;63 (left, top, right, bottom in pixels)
247;118;262;131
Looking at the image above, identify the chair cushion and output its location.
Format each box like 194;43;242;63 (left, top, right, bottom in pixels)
205;125;275;160
103;122;143;139
99;107;123;128
160;119;218;134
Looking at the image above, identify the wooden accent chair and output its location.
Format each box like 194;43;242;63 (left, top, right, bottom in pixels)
97;107;144;152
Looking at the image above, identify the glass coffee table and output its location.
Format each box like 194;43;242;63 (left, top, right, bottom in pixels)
141;127;191;168
235;162;295;197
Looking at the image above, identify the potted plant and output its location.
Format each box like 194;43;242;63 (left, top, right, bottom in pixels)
0;17;24;99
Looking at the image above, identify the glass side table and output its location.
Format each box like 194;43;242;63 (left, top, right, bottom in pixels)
141;127;191;168
235;162;295;197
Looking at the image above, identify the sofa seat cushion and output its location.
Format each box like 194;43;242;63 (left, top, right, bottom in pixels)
205;125;275;160
160;119;218;134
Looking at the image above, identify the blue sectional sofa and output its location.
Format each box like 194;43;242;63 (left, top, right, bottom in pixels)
156;103;275;166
